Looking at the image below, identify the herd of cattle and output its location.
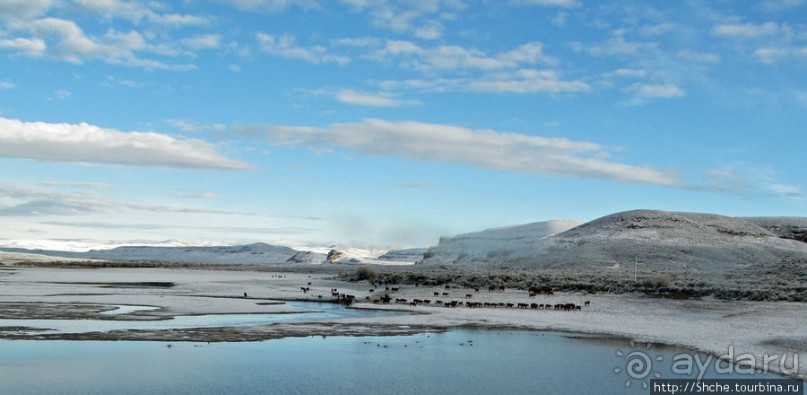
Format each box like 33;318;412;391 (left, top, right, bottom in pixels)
305;283;590;312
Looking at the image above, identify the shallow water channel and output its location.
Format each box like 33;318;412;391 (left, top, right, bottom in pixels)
0;302;798;394
0;301;401;334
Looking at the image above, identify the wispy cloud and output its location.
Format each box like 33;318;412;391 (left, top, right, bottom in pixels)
49;89;71;100
379;68;589;94
181;34;222;50
42;179;112;190
256;33;350;65
236;119;678;186
339;0;464;40
0;1;208;70
676;50;721;64
711;22;781;38
0;37;47;57
0;182;252;217
572;30;656;57
511;0;580;7
467;69;590;93
75;0;212;26
624;83;685;98
173;191;223;200
0;117;247;170
692;167;802;198
0;16;194;70
335;89;418;107
372;40;557;71
42;220;318;235
753;47;807;64
757;0;807;12
0;182;111;216
0;0;52;21
221;0;319;12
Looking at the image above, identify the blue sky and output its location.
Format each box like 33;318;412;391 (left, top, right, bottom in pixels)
0;0;805;248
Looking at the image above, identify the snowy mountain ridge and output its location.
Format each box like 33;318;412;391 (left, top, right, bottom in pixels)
418;209;807;271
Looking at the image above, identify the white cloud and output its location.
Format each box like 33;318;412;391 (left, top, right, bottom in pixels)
0;80;15;89
173;191;223;200
75;0;149;21
753;47;807;64
256;33;350;65
676;50;721;64
339;0;464;40
511;0;579;7
0;182;110;216
248;119;678;186
711;22;780;38
49;89;72;100
577;31;656;57
379;68;589;94
696;167;802;198
0;37;47;57
0;0;53;21
373;40;556;71
0;182;250;217
639;23;678;36
757;0;807;12
605;68;647;79
625;83;685;98
27;18;144;63
151;13;211;26
75;0;211;26
101;76;140;88
0;17;193;70
0;1;205;70
223;0;319;12
182;34;221;50
0;117;247;170
335;90;414;107
331;37;381;47
42;179;111;190
467;69;590;93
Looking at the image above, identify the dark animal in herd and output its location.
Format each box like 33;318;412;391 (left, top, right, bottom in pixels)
314;282;589;312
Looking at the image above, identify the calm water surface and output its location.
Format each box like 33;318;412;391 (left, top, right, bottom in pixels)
0;302;402;334
0;330;791;395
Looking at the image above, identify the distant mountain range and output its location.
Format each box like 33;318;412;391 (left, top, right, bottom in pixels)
2;210;805;270
0;241;421;266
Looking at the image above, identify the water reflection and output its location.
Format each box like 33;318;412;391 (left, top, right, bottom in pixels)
0;330;789;395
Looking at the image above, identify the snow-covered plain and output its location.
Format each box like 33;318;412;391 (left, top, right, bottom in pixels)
0;266;804;379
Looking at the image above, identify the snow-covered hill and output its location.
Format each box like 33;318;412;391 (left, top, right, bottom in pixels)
0;242;421;266
742;217;807;243
377;248;427;264
418;220;583;266
418;210;807;270
5;210;805;269
0;242;307;265
295;245;419;265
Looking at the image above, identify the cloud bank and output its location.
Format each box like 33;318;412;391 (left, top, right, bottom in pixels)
0;117;247;170
251;119;678;186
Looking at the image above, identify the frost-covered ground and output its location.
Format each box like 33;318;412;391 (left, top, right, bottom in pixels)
1;266;804;378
